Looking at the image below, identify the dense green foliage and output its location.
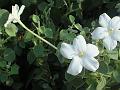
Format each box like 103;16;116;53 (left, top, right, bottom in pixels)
0;0;120;90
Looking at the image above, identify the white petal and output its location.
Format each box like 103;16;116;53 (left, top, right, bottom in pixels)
60;43;76;59
112;30;120;42
67;56;83;76
109;16;120;30
4;14;14;27
92;27;108;39
86;44;99;57
13;4;19;15
18;5;25;16
73;35;86;53
103;36;117;51
82;57;99;72
99;13;111;27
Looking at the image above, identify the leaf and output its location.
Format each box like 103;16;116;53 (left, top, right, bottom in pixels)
0;73;8;83
74;23;82;30
98;62;109;74
24;31;33;42
113;70;120;82
27;51;36;64
32;14;40;23
115;3;120;12
21;0;37;7
0;61;7;68
69;15;75;23
10;64;19;75
44;28;53;38
96;77;106;90
33;45;44;57
87;84;96;90
108;50;118;60
37;2;48;11
0;9;9;27
60;29;76;42
5;24;18;36
4;48;16;62
65;72;76;82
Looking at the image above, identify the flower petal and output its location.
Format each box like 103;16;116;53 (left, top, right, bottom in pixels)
60;43;76;59
13;4;19;15
92;27;108;39
112;30;120;42
99;13;111;28
103;36;117;51
73;35;86;53
67;56;83;76
109;16;120;30
18;5;25;16
82;57;99;72
4;14;14;27
86;44;99;57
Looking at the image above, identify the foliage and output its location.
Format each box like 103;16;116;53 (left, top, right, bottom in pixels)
0;0;120;90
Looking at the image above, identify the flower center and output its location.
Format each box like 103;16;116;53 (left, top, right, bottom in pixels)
108;29;113;35
79;52;84;57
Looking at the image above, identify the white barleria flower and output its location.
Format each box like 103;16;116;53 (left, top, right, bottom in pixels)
4;4;25;27
60;35;99;76
92;13;120;51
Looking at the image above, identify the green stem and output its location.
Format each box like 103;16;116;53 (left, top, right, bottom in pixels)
3;37;11;43
18;20;57;50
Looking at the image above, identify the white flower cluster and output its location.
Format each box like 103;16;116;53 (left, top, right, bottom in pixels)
60;13;120;76
4;4;25;27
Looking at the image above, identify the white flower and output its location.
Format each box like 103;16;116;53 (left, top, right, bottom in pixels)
4;4;25;27
92;13;120;51
60;35;99;76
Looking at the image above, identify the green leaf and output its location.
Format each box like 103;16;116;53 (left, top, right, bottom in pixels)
33;45;44;57
32;14;40;23
0;9;9;27
96;77;106;90
115;3;120;12
4;48;16;62
113;70;120;82
87;84;96;90
5;24;18;36
0;61;7;68
0;73;8;83
24;31;33;42
108;50;118;60
74;23;82;30
65;72;76;81
69;15;75;23
98;62;109;74
27;51;36;64
21;0;37;7
44;28;53;38
37;2;48;11
60;29;76;42
10;64;19;75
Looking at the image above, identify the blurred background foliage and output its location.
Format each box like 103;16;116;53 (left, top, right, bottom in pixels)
0;0;120;90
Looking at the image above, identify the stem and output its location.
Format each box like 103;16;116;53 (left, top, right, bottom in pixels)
3;37;11;43
18;20;57;50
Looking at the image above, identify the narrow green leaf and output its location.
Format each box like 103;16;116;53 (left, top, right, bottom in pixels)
69;15;75;23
